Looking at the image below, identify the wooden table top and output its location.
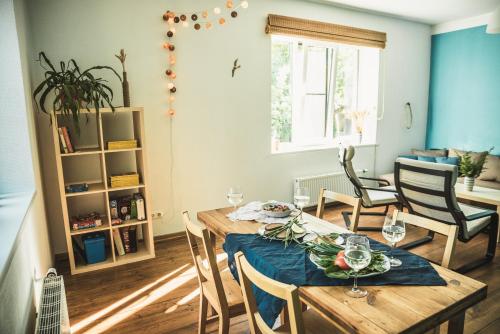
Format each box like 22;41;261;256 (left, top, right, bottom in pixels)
197;207;487;334
455;183;500;206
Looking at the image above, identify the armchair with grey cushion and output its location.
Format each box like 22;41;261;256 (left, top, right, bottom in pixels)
340;146;403;232
394;158;498;273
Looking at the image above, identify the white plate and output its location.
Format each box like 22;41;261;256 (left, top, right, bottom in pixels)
309;253;391;278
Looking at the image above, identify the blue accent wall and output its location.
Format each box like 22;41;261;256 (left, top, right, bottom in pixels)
426;25;500;154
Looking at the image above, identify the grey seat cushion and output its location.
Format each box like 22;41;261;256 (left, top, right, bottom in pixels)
367;185;398;205
459;203;493;239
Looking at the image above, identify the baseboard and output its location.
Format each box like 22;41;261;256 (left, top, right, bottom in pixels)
154;231;186;243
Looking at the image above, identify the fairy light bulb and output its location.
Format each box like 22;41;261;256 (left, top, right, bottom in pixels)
169;95;176;102
167;18;174;25
214;7;221;14
219;18;226;25
206;22;213;29
226;0;234;8
168;109;176;116
202;10;209;18
241;1;249;9
182;21;189;28
167;82;175;89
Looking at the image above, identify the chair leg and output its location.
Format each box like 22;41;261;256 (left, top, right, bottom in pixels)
398;231;435;250
342;205;387;232
198;295;208;334
218;311;230;334
456;218;498;274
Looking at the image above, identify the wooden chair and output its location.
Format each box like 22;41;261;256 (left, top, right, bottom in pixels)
338;146;403;232
394;158;498;273
234;251;342;334
182;212;246;334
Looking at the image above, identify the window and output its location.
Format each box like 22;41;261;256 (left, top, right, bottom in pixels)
271;35;380;153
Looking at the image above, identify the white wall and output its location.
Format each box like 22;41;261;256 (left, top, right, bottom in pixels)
26;0;431;254
0;0;54;332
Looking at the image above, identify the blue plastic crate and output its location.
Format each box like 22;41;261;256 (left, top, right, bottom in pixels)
83;233;106;264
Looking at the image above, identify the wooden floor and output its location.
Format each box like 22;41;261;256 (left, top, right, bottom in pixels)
57;205;500;334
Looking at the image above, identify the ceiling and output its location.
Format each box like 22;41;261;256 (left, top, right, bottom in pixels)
319;0;500;25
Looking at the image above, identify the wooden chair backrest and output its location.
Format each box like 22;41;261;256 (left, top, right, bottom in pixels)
391;209;458;268
316;188;359;219
182;211;228;312
234;251;305;334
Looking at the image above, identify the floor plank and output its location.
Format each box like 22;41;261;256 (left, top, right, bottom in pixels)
57;205;499;334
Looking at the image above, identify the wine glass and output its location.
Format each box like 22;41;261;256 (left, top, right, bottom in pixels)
294;186;310;220
226;186;243;211
382;215;406;267
344;235;372;298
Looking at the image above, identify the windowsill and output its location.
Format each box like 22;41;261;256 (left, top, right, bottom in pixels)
271;142;378;155
0;191;36;286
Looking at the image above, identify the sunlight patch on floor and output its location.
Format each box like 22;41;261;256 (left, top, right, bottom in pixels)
71;264;190;334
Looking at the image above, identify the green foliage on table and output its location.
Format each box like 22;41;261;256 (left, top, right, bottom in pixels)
458;150;491;178
261;216;305;247
33;52;122;134
303;237;387;279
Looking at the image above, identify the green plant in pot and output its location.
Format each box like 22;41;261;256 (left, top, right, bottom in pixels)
33;52;122;134
458;151;489;191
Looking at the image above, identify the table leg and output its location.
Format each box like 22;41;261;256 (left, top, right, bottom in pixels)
209;230;217;253
497;206;500;243
447;311;465;334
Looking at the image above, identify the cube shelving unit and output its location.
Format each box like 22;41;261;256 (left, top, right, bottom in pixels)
51;107;155;275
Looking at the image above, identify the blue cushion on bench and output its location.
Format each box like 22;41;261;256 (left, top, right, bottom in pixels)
435;156;460;165
417;156;437;162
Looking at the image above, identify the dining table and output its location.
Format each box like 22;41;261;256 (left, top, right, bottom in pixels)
197;207;487;334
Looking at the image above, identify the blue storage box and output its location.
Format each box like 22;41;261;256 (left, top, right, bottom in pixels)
82;233;106;264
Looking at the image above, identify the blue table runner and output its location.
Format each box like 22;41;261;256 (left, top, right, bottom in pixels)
223;233;446;327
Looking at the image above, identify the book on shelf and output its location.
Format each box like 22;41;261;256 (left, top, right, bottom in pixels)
112;229;125;256
134;193;146;220
61;126;74;153
58;127;68;153
114;226;139;255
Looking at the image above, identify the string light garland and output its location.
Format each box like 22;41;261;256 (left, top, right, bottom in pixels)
162;0;249;117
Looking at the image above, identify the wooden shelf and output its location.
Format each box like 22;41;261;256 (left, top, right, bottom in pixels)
74;256;115;274
104;147;142;153
115;242;153;265
108;184;145;192
56;107;144;115
70;221;110;235
65;182;106;197
61;148;102;157
50;106;155;275
111;219;148;229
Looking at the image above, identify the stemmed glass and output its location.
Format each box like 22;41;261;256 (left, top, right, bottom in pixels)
294;186;310;220
382;215;406;267
344;235;372;298
226;186;243;212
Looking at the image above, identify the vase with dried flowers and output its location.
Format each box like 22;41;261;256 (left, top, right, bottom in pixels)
350;110;369;144
115;49;130;107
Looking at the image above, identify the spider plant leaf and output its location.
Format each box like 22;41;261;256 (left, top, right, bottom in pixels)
37;52;57;72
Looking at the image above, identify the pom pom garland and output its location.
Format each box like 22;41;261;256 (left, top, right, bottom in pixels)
162;1;249;117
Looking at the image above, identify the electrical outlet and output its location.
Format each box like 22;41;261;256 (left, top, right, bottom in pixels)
151;211;164;219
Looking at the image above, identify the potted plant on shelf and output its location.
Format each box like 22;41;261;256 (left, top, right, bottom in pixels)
33;52;122;134
458;151;489;191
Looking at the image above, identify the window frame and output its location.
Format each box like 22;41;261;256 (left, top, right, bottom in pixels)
271;35;380;154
